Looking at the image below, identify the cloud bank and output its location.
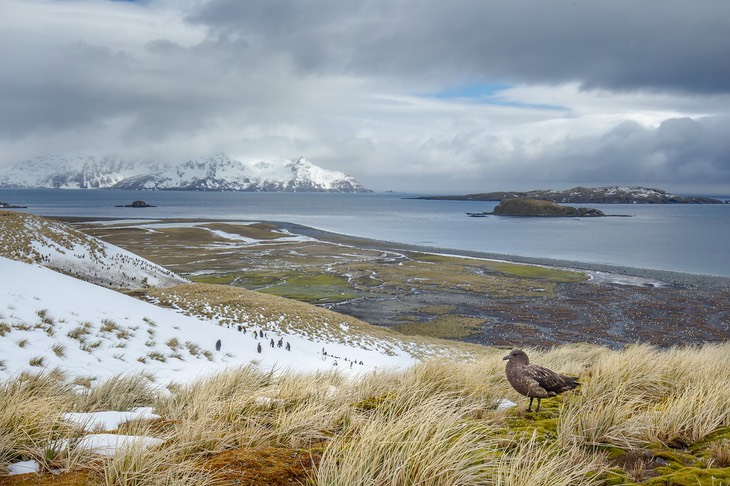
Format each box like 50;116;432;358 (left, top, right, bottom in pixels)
1;0;729;192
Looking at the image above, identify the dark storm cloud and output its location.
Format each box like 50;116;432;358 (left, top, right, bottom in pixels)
0;23;297;144
189;0;730;95
491;116;730;185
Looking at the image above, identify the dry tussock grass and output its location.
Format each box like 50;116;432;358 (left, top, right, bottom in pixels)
0;373;78;473
316;393;495;486
2;343;730;485
558;342;730;451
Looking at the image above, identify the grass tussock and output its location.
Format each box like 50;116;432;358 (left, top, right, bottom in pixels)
0;372;78;473
51;343;66;358
489;431;606;486
316;393;494;485
558;343;730;451
75;374;158;412
2;344;730;485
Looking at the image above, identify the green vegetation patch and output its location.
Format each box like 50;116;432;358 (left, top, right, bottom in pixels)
647;466;730;485
234;271;291;289
189;273;239;285
490;261;588;282
395;316;486;339
259;273;358;304
420;305;457;315
414;252;585;282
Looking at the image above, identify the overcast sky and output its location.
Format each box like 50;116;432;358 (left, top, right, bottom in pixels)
1;0;729;193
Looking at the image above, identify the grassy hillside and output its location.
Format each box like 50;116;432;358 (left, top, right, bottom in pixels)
135;282;484;361
0;212;185;288
2;344;729;485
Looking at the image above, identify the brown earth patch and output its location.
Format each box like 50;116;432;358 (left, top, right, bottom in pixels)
203;447;321;485
0;470;97;486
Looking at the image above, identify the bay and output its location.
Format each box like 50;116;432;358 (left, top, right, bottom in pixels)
2;189;729;278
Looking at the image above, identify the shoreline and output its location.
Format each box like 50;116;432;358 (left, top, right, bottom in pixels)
273;221;730;291
55;215;730;291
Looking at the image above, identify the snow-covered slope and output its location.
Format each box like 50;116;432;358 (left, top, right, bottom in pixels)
0;257;416;384
0;153;371;192
0;212;186;289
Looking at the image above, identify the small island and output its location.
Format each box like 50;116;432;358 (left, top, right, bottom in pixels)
115;200;155;208
488;198;605;217
0;201;27;209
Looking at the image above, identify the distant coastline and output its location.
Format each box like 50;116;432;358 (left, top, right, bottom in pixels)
412;186;726;204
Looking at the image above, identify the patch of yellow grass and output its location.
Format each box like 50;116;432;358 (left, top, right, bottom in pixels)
558;343;730;450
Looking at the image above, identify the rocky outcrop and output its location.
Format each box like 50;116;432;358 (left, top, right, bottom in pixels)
0;201;27;209
491;198;605;217
115;200;155;208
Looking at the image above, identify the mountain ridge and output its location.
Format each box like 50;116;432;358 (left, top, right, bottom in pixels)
417;186;725;204
0;153;372;192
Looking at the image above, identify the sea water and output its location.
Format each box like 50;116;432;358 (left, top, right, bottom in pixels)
2;189;729;277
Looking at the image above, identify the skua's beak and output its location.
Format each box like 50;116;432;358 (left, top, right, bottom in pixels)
502;355;509;360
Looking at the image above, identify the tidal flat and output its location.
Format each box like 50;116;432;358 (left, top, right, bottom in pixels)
72;218;730;349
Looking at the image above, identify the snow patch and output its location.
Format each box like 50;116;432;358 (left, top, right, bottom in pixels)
495;398;517;410
7;460;40;476
66;434;164;456
62;408;161;432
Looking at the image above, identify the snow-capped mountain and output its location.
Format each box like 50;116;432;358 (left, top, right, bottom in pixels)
0;154;372;192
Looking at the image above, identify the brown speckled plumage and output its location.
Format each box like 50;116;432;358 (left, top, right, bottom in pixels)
503;349;579;412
